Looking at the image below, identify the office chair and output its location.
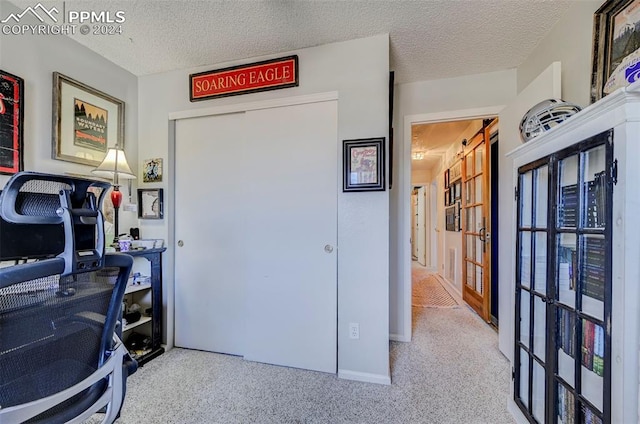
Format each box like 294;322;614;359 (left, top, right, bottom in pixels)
0;172;137;424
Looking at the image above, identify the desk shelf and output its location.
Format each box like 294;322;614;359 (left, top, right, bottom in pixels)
120;248;166;366
123;316;151;332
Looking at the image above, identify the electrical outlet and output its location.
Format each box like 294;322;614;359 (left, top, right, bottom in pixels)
349;322;359;339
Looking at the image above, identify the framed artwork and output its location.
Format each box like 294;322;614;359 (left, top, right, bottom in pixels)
343;137;385;192
138;188;164;219
52;72;125;166
445;206;456;232
450;161;462;182
444;169;450;188
591;0;640;102
444;188;450;206
143;158;163;182
0;70;24;174
453;181;462;201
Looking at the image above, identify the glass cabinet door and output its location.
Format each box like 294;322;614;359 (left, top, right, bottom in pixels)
554;141;610;424
515;162;550;422
515;129;612;424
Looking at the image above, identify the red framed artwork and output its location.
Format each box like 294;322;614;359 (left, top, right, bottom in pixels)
0;70;24;175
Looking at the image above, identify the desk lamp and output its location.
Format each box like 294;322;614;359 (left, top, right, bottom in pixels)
92;147;136;242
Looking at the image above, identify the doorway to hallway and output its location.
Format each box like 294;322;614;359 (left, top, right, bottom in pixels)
409;116;499;326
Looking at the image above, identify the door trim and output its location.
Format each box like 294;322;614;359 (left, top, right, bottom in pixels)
399;105;504;343
169;91;339;120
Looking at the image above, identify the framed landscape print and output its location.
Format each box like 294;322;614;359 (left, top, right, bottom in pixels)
0;70;24;174
52;72;124;166
591;0;640;102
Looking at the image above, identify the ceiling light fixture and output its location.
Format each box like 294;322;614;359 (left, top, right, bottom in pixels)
412;151;425;160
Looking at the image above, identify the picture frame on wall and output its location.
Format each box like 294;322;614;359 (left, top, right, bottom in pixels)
591;0;640;102
343;137;385;192
445;206;456;232
143;158;163;182
453;181;462;201
0;70;24;175
52;72;125;167
449;161;461;182
138;188;164;219
444;169;450;189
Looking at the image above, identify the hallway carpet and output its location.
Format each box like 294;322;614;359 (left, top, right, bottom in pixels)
412;266;459;308
91;308;513;423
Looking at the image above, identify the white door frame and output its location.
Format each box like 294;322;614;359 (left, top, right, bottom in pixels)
429;181;438;271
400;105;503;342
416;185;427;266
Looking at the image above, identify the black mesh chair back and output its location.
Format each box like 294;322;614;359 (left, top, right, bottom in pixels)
0;172;135;424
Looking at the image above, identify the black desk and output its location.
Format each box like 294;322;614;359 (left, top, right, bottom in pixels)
121;247;166;365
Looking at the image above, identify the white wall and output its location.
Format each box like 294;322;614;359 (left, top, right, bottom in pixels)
411;168;432;185
390;69;516;341
517;1;601;107
498;63;561;360
0;1;138;231
138;34;391;382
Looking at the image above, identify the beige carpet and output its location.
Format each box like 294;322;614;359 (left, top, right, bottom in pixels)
412;266;459;308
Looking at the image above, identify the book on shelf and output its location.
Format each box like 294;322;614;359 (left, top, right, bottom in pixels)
586;171;607;229
559;176;606;228
581;403;603;424
581;320;604;377
581;237;606;302
558;247;577;292
558;384;575;424
558;308;576;357
559;184;578;227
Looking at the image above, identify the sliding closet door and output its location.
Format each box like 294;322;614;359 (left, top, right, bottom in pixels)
174;112;247;355
243;100;338;373
174;98;338;374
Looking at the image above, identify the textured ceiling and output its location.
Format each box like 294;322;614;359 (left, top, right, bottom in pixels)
8;0;575;82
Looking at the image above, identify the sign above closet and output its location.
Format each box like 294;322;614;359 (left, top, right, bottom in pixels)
190;55;298;101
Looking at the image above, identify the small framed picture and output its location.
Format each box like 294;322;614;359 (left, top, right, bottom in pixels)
137;188;164;219
343;137;385;192
143;158;163;182
445;206;456;231
444;169;450;188
453;181;462;201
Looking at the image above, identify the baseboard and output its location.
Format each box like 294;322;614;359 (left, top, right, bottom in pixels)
507;399;527;424
338;369;391;385
389;333;410;342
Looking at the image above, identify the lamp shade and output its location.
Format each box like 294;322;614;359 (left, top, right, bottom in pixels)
92;148;136;181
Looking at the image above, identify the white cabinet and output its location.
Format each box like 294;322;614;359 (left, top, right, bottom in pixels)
507;81;640;424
